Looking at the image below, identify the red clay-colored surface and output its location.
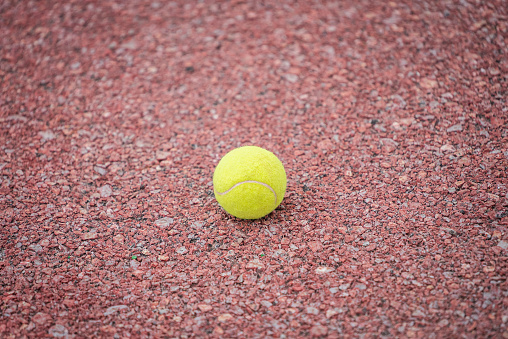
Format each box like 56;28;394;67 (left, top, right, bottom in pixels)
1;0;507;338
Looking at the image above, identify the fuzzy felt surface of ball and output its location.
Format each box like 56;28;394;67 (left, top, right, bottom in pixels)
213;146;287;219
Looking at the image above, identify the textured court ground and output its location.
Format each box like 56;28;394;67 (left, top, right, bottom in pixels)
1;0;507;337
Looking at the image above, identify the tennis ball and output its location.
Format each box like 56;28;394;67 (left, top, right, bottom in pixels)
213;146;287;219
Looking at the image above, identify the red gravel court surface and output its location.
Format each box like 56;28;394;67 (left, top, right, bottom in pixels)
0;0;507;337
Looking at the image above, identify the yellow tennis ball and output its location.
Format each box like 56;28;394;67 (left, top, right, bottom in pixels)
213;146;287;219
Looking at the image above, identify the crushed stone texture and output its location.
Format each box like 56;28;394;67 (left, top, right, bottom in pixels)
1;0;507;338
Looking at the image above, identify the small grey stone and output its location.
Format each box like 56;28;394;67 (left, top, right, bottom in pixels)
339;283;350;290
285;74;298;83
438;319;449;326
104;305;129;316
497;240;508;249
135;139;152;148
440;144;456;152
191;221;204;229
156;151;171;161
176;246;188;254
447;124;463;132
383;13;400;25
121;41;137;50
380;138;399;152
232;306;244;315
29;244;43;252
323;45;335;56
94;166;107;176
260;300;273;308
32;310;53;326
306;306;319;315
39;130;56;141
7;115;28;122
98;185;113;198
412;309;426;317
48;324;69;338
355;283;367;290
421;114;436;120
155;217;174;227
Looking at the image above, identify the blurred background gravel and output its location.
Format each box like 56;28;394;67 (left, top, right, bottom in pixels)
1;0;507;337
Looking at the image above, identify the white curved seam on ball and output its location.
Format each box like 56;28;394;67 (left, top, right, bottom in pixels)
215;180;277;207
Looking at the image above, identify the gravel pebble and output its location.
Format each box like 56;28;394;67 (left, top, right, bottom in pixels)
98;185;113;197
447;124;463;132
48;324;69;338
155;217;174;227
497;241;508;250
